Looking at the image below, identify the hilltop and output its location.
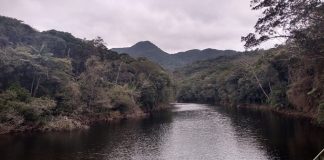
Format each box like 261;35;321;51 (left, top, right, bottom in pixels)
112;41;238;69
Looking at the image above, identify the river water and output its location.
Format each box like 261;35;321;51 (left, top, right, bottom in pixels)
0;103;324;160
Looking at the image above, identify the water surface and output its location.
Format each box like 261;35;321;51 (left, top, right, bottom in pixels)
0;103;324;160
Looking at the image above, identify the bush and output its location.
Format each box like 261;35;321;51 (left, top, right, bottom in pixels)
0;86;55;122
41;116;86;131
8;83;31;102
0;84;31;112
140;85;157;110
55;81;81;114
269;88;288;108
15;97;55;122
109;85;138;114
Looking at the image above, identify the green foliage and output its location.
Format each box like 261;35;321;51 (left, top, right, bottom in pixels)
176;49;291;107
269;88;288;108
0;85;55;123
242;0;324;50
22;106;51;122
7;83;31;102
0;15;174;133
140;85;157;110
55;81;81;113
109;85;138;114
149;72;172;102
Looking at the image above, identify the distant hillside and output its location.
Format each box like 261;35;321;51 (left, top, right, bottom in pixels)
112;41;238;69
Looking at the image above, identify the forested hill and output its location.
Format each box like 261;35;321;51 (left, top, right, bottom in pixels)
112;41;238;70
175;44;324;124
0;15;174;134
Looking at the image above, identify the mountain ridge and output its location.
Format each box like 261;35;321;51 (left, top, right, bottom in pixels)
111;41;239;69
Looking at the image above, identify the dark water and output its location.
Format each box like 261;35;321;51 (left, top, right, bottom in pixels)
0;103;324;160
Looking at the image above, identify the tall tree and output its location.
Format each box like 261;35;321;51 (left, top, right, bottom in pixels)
242;0;324;52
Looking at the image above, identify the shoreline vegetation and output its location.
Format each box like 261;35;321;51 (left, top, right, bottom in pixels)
175;48;324;127
236;104;318;123
0;103;174;135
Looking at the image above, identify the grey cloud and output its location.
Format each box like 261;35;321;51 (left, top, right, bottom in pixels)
0;0;275;52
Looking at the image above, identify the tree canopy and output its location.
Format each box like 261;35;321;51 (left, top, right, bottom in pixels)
242;0;324;51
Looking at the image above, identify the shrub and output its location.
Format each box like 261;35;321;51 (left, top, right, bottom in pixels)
0;88;55;122
109;85;138;114
55;81;81;114
41;116;86;131
18;97;55;122
269;88;288;108
8;83;31;102
140;85;157;110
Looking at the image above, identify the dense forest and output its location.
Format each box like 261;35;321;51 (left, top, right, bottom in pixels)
176;0;324;124
176;46;323;119
0;16;174;134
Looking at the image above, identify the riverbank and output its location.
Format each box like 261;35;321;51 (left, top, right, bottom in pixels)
0;103;174;135
0;111;145;135
236;104;323;126
176;101;323;127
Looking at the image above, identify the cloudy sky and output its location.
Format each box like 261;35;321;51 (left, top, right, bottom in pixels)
0;0;278;53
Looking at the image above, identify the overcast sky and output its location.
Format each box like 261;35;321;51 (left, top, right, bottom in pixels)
0;0;278;53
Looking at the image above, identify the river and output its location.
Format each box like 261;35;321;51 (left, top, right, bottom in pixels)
0;103;324;160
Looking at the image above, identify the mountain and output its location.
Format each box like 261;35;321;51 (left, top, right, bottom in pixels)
112;41;178;69
111;41;239;69
112;41;169;58
172;48;238;68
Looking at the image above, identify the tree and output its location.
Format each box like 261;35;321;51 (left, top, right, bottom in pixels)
90;36;108;51
242;0;324;50
239;58;270;101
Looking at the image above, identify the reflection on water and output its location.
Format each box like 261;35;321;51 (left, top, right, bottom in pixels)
0;103;323;160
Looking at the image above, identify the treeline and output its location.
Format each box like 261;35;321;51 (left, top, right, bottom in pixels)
0;16;174;133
